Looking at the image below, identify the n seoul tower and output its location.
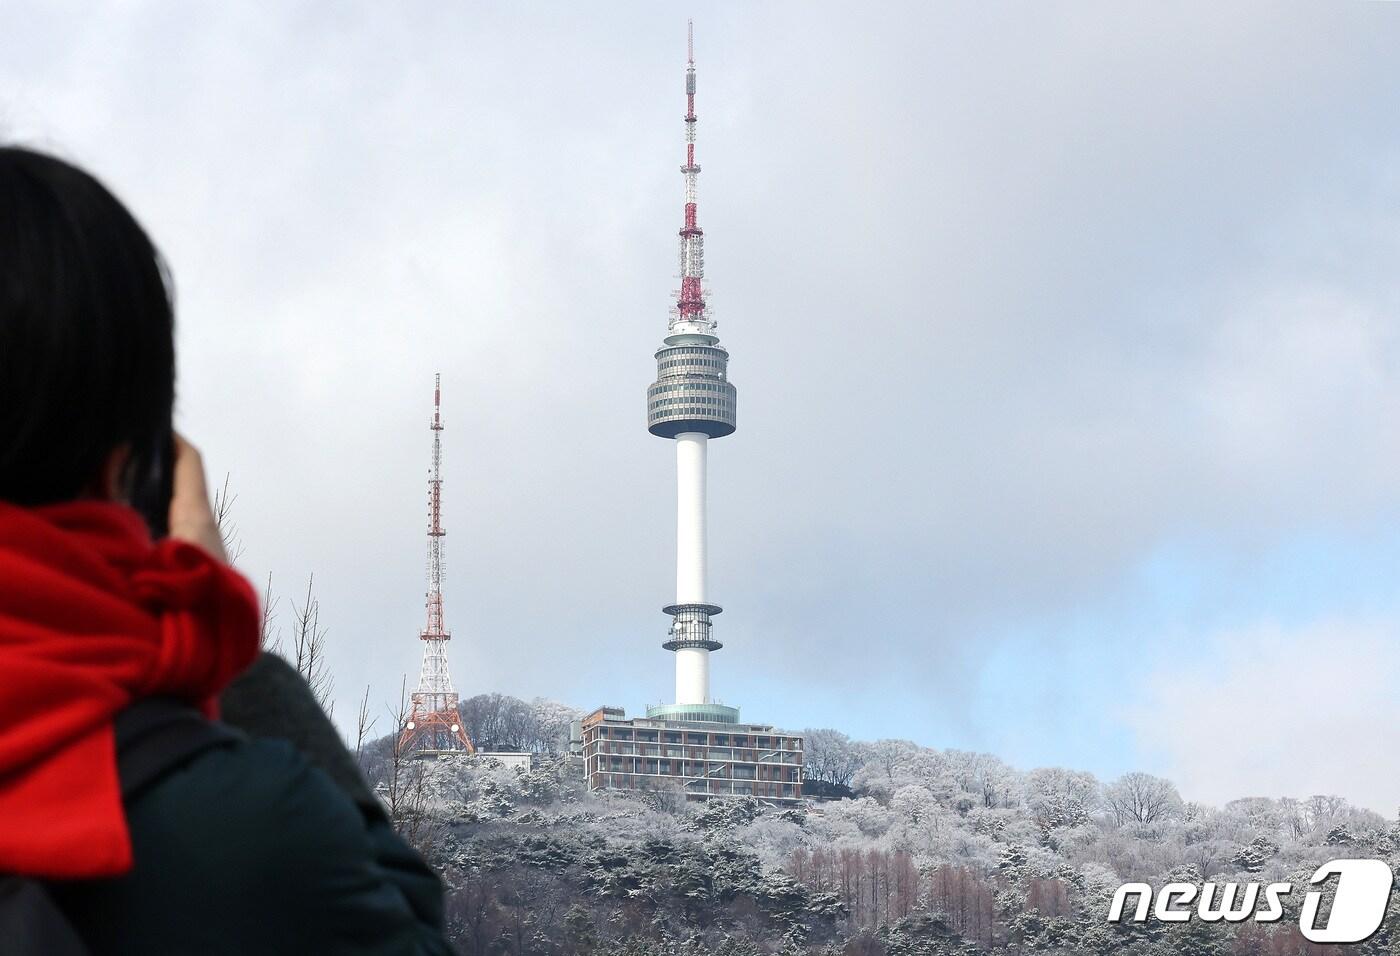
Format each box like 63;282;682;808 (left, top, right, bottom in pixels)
645;21;740;724
581;23;802;803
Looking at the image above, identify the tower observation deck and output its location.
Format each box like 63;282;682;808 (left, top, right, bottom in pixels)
646;21;739;725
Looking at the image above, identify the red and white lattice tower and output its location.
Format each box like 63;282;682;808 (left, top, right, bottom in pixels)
400;373;474;753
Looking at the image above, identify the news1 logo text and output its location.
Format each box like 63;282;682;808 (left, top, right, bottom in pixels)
1109;859;1395;944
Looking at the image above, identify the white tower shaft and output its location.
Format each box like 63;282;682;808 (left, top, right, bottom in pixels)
675;432;709;703
675;433;708;603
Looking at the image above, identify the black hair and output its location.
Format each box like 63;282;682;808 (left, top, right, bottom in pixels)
0;146;175;530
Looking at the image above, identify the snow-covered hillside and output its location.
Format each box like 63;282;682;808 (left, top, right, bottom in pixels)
360;696;1400;955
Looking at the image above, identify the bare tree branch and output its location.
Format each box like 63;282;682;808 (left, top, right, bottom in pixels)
355;684;377;760
290;573;333;713
210;472;245;565
260;571;282;654
383;676;444;862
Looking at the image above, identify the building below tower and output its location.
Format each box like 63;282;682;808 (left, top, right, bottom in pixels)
580;706;804;804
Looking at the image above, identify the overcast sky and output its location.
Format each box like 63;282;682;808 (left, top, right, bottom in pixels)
5;2;1399;814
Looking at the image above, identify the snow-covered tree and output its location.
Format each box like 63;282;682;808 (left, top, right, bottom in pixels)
1104;772;1184;826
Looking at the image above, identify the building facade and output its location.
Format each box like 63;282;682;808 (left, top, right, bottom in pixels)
582;707;803;803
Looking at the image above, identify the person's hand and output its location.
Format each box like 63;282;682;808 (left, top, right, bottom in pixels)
167;434;228;563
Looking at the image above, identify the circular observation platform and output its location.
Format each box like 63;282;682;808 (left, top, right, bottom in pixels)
661;602;723;652
645;702;741;724
647;343;736;439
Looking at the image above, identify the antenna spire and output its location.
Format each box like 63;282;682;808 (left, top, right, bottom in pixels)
675;19;711;333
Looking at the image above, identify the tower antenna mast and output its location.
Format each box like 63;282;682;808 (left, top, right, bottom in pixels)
400;373;475;754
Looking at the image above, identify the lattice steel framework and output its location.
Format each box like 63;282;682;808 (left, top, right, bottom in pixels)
400;374;474;754
675;19;711;333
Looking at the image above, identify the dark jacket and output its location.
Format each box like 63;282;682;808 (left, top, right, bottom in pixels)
50;656;452;955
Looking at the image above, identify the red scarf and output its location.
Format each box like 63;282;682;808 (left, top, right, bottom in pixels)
0;501;259;879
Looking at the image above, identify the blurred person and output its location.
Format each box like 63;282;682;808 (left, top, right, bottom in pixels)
0;145;451;955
